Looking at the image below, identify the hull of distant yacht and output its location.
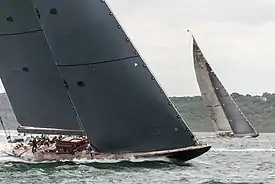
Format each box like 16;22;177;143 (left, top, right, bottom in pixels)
235;133;259;138
216;131;259;138
250;134;259;138
4;143;211;163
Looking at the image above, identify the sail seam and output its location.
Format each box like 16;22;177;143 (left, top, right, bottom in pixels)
0;29;42;36
56;55;139;67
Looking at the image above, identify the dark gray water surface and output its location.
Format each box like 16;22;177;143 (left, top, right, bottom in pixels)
0;132;273;184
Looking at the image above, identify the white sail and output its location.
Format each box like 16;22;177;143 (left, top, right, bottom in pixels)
192;36;258;137
192;37;232;133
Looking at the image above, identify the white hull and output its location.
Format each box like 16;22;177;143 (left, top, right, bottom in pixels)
4;144;87;162
216;131;259;138
3;143;211;162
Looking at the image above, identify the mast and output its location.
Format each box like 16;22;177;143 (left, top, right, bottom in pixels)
0;0;81;134
33;0;198;153
192;35;258;137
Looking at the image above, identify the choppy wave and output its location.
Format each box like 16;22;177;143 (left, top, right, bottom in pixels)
0;132;274;183
200;180;264;184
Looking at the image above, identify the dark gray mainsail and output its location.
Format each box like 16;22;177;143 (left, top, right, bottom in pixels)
192;36;258;137
33;0;198;153
0;0;82;133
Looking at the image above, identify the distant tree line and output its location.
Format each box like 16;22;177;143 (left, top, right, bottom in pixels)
1;92;275;132
170;92;275;133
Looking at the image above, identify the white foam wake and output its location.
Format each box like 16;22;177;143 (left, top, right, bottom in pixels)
211;148;275;152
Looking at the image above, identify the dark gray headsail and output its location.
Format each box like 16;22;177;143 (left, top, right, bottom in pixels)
192;36;258;137
206;63;258;137
0;0;82;134
33;0;197;153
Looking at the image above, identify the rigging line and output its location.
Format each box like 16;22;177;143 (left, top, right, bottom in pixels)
228;95;258;134
32;5;99;152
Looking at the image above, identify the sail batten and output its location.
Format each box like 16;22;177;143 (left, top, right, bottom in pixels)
56;55;140;67
192;36;258;137
0;29;42;36
33;0;197;153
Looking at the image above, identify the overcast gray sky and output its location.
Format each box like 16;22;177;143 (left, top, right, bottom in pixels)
107;0;275;96
1;0;274;96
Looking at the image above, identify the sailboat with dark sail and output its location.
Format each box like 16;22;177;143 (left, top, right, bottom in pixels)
192;34;259;138
0;0;210;162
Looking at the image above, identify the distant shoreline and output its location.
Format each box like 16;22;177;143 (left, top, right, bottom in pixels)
0;92;274;132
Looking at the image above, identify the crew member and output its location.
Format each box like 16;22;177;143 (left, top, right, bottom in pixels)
71;145;77;155
6;135;11;143
86;144;92;152
32;138;37;153
58;135;62;140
